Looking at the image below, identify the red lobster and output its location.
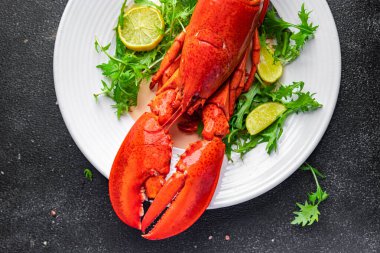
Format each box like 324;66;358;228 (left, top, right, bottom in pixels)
109;0;269;240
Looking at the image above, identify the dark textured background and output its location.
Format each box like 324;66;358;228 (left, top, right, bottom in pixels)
1;0;379;252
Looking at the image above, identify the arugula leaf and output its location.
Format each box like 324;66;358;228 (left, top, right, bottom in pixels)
261;4;318;64
262;81;304;102
230;84;260;130
95;0;196;118
224;81;322;159
291;201;320;226
84;168;93;182
259;110;290;153
291;164;329;226
95;38;151;117
302;164;326;179
263;84;321;153
134;0;159;8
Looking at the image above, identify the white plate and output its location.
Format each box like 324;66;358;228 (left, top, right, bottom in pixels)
54;0;341;209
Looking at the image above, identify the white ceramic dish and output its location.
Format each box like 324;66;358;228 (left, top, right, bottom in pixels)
54;0;341;209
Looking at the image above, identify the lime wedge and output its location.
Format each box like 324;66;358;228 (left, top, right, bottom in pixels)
257;46;283;84
118;6;165;51
246;102;287;135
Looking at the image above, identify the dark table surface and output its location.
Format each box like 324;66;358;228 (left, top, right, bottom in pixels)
1;0;379;252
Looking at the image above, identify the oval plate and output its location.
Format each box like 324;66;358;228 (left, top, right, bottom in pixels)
54;0;341;209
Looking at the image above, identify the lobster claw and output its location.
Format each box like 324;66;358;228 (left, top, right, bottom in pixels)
141;138;225;240
109;112;172;230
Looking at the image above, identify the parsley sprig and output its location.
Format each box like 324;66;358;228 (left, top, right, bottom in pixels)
224;79;322;160
95;0;196;118
291;164;329;226
261;4;318;64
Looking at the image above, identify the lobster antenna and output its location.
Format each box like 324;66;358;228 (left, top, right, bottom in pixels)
161;106;184;130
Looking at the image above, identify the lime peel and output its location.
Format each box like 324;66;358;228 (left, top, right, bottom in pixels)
118;6;165;51
257;46;283;84
246;102;287;135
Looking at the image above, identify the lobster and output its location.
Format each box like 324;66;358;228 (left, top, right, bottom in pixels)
109;0;270;240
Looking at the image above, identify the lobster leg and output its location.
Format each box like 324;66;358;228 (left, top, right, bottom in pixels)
150;70;184;125
162;55;182;87
244;29;261;92
202;83;231;140
259;0;270;24
150;31;186;89
142;138;225;240
241;0;270;91
206;29;261;126
109;112;172;230
229;50;249;115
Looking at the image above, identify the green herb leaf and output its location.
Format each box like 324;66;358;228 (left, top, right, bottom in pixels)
84;168;93;182
261;4;318;64
224;81;322;159
231;84;260;130
224;4;319;159
301;163;326;178
95;0;196;118
291;164;329;226
291;201;320;226
260;110;290;153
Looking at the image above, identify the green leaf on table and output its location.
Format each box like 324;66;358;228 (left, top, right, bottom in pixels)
84;168;93;182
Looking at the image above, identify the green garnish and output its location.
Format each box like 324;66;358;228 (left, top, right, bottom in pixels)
84;168;93;181
224;79;321;160
95;0;196;118
96;2;321;160
224;4;320;160
261;4;318;64
291;164;329;226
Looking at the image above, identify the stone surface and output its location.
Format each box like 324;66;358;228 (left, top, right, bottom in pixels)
0;0;379;252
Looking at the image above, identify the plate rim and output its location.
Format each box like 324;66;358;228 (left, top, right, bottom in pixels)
53;0;341;209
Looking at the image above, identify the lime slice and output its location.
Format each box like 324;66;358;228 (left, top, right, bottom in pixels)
246;102;287;135
257;46;283;84
118;6;165;51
